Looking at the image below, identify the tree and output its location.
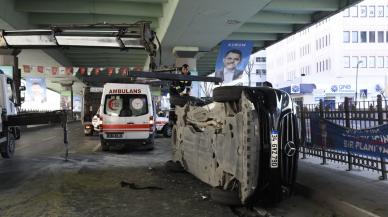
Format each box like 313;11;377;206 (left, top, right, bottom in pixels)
244;60;254;87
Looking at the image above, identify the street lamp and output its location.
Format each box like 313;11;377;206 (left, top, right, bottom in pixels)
355;60;363;102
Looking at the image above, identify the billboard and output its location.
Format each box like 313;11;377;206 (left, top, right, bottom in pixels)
25;77;47;104
215;40;253;84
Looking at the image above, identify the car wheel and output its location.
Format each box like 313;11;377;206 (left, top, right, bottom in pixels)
1;133;15;159
100;138;109;151
165;160;185;173
213;86;246;102
163;124;172;137
210;188;241;206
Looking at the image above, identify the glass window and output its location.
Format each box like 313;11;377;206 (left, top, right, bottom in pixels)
360;31;367;43
369;31;376;43
344;56;350;68
325;35;328;46
385;57;388;68
369;6;375;17
360;6;367;17
377;56;384;68
386;31;388;42
378;31;384;43
343;31;350;43
360;56;367;68
377;6;384;17
351;6;358;17
351;56;359;68
368;56;376;68
104;94;148;117
352;31;358;43
343;8;350;17
325;59;329;70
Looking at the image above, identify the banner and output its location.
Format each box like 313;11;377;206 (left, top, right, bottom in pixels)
25;77;47;104
310;113;388;157
215;40;253;84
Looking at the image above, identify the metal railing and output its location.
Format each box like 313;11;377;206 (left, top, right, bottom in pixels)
296;95;388;180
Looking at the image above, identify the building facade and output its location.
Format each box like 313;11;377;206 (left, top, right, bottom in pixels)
267;0;388;104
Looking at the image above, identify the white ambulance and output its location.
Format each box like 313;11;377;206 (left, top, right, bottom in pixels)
98;83;155;151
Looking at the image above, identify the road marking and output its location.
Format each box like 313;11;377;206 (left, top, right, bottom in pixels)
341;201;381;217
41;136;56;142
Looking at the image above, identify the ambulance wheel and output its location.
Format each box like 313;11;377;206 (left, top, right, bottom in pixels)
1;134;15;159
213;86;246;102
162;124;172;137
100;138;109;151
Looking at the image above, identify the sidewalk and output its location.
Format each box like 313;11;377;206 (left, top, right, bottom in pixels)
297;159;388;217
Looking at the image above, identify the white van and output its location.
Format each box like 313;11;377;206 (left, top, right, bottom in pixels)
98;83;155;151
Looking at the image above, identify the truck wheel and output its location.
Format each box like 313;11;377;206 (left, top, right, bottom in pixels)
100;138;109;151
1;134;15;159
213;86;246;102
162;124;172;137
210;188;241;206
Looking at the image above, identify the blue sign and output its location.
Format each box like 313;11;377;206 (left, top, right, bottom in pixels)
360;89;367;98
215;40;253;84
310;113;388;157
291;84;300;94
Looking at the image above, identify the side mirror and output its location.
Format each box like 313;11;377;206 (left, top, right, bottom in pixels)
20;85;26;91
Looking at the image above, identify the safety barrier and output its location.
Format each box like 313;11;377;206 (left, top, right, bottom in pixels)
296;95;388;180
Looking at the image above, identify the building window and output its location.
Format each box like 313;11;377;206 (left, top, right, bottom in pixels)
386;31;388;42
352;31;358;43
360;31;367;43
369;31;376;43
343;8;350;17
325;35;328;46
378;31;384;43
377;56;384;68
351;6;358;17
360;56;367;68
368;56;376;68
385;57;388;68
369;6;375;17
343;31;350;43
351;56;359;68
377;6;384;17
360;6;367;17
256;57;266;62
325;59;329;70
344;56;350;68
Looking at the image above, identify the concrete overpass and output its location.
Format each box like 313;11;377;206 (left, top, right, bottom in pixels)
0;0;361;94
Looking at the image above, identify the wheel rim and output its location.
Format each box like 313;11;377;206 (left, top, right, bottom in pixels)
167;127;172;137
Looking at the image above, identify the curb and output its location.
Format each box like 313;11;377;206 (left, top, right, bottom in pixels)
295;182;381;217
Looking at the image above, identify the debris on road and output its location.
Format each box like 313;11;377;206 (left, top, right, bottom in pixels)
120;181;164;190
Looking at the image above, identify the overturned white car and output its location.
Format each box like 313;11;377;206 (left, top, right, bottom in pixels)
169;86;299;205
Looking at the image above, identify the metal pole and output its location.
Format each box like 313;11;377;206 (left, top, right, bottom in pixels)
355;64;359;103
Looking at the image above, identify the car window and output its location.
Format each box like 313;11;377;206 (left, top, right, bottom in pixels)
104;94;148;117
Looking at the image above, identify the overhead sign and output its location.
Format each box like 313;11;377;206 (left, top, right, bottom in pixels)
215;40;253;84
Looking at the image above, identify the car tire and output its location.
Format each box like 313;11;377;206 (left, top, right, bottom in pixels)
210;188;241;206
165;160;185;173
1;133;15;159
213;86;246;102
100;138;109;151
170;95;190;107
162;124;172;137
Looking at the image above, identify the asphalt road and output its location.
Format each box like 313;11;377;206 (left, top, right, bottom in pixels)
0;122;334;217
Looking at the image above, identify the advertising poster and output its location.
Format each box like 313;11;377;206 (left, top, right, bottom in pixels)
26;77;47;104
310;113;388;157
215;40;253;84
